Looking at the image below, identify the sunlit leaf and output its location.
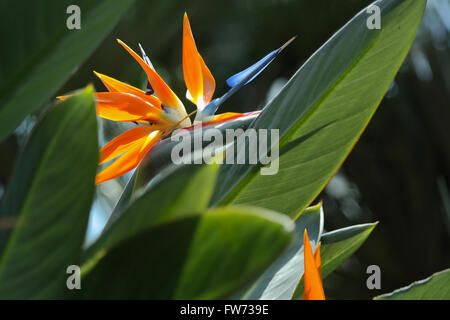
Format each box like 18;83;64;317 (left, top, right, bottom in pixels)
212;0;427;218
375;269;450;300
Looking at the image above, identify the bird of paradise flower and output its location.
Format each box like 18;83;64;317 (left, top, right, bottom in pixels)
59;13;294;184
302;229;325;300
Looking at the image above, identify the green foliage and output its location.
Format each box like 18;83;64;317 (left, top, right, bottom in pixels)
292;222;378;299
0;87;98;299
320;223;378;280
83;161;221;263
0;0;134;142
211;0;427;218
0;0;435;300
81;207;294;299
245;203;323;299
375;269;450;300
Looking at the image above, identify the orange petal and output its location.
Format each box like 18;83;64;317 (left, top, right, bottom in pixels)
302;230;325;300
183;13;215;108
95;92;163;122
57;95;69;101
117;39;185;114
99;125;160;165
314;242;322;279
96;130;162;184
203;112;245;125
183;13;203;106
199;54;215;105
94;72;162;109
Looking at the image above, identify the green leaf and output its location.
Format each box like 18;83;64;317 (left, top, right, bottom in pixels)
292;222;377;299
80;206;294;299
0;0;134;142
244;203;323;300
212;0;426;218
320;222;378;278
375;269;450;300
0;87;98;299
83;162;221;263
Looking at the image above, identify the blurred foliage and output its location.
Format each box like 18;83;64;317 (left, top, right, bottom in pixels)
320;0;450;299
0;0;448;299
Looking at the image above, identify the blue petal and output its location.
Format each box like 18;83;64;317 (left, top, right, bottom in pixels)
226;49;278;88
201;98;220;116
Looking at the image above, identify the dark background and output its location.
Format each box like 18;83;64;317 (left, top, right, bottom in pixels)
0;0;448;299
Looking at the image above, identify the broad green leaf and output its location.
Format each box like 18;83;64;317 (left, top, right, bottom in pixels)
0;87;98;299
375;269;450;300
80;206;294;299
292;222;377;299
212;0;426;218
244;203;323;300
320;222;378;278
0;0;134;142
83;162;221;263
